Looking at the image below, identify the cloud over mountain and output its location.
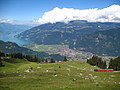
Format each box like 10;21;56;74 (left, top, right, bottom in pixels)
38;5;120;24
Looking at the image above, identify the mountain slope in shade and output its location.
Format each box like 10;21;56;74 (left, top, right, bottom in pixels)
74;28;120;56
0;40;64;61
0;40;49;58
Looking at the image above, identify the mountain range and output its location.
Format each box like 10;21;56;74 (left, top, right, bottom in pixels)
0;23;32;35
16;20;120;56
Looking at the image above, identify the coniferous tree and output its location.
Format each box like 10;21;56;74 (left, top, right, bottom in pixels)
0;52;5;57
0;52;5;67
108;59;113;69
50;58;55;63
10;53;23;59
45;59;48;63
116;56;120;71
101;61;107;69
25;55;33;62
0;58;3;66
109;56;120;71
87;55;106;69
63;56;67;62
34;55;39;62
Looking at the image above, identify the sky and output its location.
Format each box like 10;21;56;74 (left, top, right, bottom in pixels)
0;0;120;24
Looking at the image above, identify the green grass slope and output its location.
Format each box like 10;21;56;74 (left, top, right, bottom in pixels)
0;60;120;90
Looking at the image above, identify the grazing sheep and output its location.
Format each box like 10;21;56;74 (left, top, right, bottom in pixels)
46;70;49;72
67;73;70;76
85;78;89;80
81;77;84;78
66;68;70;72
37;66;41;68
79;73;83;76
53;74;57;77
24;69;30;73
72;78;76;81
54;74;57;77
89;74;93;76
18;74;22;76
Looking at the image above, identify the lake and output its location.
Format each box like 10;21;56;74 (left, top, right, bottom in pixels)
0;33;30;46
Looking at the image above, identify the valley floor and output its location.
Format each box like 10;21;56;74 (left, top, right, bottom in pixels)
0;60;120;90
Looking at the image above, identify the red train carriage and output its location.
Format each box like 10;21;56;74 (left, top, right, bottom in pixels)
94;69;114;72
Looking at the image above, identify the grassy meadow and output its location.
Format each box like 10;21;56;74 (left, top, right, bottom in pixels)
0;59;120;90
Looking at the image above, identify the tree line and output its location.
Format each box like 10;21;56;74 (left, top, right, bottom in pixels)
87;55;120;71
0;52;68;67
87;56;106;69
108;56;120;71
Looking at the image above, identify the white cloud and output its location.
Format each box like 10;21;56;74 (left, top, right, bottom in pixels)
0;18;38;26
38;5;120;24
0;19;14;23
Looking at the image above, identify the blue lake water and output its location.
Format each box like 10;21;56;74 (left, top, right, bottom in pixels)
0;33;30;46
